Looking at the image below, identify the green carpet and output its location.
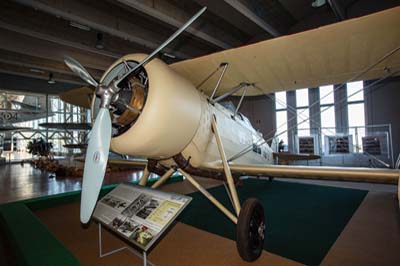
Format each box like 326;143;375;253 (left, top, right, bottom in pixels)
178;179;367;266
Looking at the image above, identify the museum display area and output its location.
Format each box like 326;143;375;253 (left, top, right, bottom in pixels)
0;1;399;266
1;174;398;266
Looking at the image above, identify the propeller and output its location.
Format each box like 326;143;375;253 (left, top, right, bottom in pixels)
114;6;207;86
64;56;99;87
80;108;111;223
64;7;207;224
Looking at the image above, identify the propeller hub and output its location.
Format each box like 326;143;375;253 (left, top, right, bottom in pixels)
97;81;120;109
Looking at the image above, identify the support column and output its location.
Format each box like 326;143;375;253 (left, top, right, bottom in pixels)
45;94;49;142
334;84;348;134
308;88;321;135
309;88;321;154
286;91;297;152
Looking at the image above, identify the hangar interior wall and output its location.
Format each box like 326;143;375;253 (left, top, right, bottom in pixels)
365;76;400;163
232;76;400;168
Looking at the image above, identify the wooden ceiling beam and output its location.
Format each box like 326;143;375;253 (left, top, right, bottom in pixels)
14;0;193;59
115;0;233;49
0;1;158;59
0;28;112;71
0;49;103;80
0;72;77;95
0;62;85;86
223;0;281;37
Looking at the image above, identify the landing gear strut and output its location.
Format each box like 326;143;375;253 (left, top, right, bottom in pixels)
180;115;266;261
236;198;265;262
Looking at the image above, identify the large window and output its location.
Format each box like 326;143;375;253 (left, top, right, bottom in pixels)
275;91;288;148
319;85;336;133
296;89;310;137
347;81;365;152
7;92;89;155
319;85;336;154
347;81;365;127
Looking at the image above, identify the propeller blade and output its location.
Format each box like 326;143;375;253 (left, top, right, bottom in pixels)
80;108;111;223
64;56;99;87
115;6;207;85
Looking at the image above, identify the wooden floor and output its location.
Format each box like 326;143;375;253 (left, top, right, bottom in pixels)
1;163;400;266
0;163;149;203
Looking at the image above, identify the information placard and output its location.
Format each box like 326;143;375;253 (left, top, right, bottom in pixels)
93;183;192;251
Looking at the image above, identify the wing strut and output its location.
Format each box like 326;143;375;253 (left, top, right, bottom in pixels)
210;63;229;100
234;86;248;118
211;115;241;216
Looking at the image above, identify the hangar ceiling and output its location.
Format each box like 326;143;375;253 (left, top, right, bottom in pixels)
0;0;399;95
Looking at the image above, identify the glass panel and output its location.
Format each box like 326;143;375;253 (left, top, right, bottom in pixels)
320;106;336;134
320;106;335;154
347;81;364;102
275;91;287;110
319;85;334;105
348;103;365;127
276;110;288;146
297;108;310;136
296;88;309;107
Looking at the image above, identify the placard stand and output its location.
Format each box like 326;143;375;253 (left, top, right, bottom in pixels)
98;223;155;266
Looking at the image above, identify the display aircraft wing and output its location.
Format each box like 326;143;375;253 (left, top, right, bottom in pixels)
0;109;53;124
0;125;31;132
205;163;399;184
10;100;38;111
73;156;148;168
39;122;91;130
273;152;321;162
170;7;400;96
63;144;88;149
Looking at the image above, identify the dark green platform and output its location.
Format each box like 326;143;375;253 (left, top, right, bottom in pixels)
0;175;183;266
0;177;367;266
179;179;367;266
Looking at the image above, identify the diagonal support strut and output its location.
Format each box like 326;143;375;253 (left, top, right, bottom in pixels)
211;115;241;216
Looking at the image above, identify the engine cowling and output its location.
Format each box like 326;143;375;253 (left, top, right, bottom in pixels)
98;54;202;159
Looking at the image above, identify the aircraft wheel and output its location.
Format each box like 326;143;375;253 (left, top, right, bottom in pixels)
236;198;265;262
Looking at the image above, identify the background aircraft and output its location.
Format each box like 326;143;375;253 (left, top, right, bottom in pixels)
0;92;52;124
63;6;400;262
0;92;54;155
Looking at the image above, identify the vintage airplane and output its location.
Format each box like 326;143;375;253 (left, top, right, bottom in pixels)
0;93;53;124
63;6;400;261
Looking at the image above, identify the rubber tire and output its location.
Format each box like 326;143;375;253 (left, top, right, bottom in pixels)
236;198;265;262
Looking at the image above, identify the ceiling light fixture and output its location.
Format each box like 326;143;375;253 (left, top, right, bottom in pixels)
48;73;56;84
29;68;45;74
162;52;176;59
96;32;104;49
69;21;91;31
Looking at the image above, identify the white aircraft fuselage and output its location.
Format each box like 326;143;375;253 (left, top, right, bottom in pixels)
100;54;273;175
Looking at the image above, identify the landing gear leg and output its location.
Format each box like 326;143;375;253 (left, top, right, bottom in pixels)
203;115;266;261
138;165;150;186
236;198;265;262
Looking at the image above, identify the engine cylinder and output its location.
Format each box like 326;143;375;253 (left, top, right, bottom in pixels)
104;54;202;159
